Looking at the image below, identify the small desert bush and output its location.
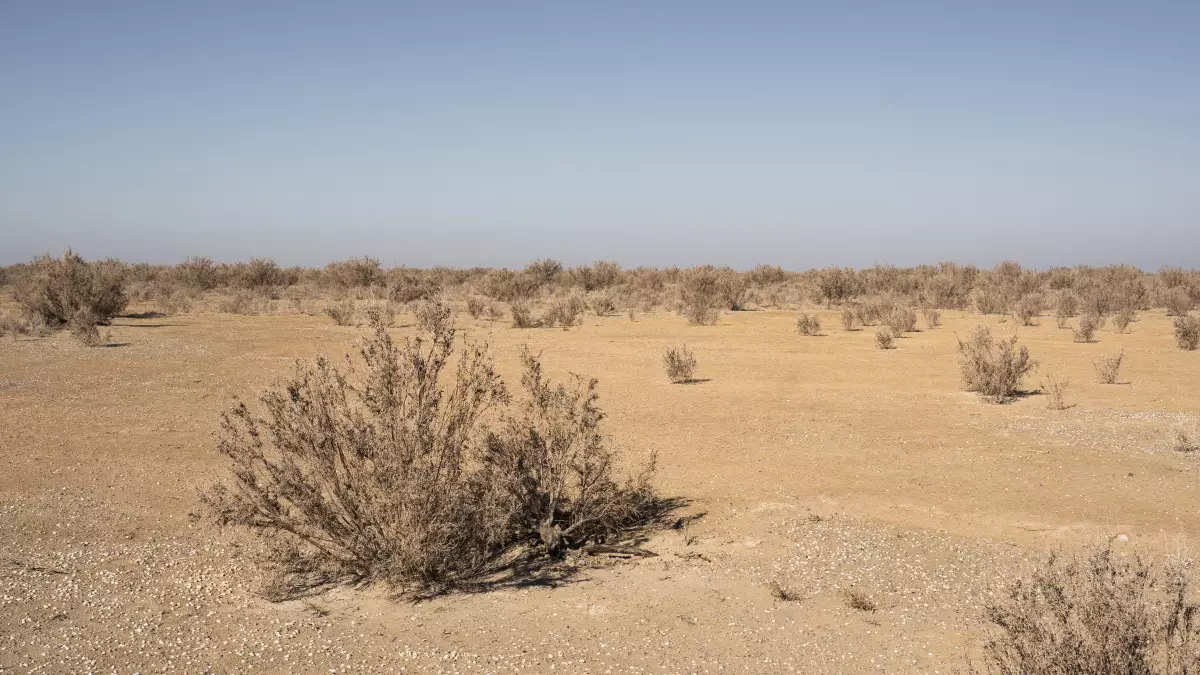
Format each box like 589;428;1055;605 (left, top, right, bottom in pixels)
1014;294;1043;326
922;307;941;329
885;305;918;336
680;268;721;326
0;312;23;341
982;543;1200;674
466;296;488;320
663;344;697;383
1176;316;1200;351
510;301;539;329
875;329;895;349
1173;422;1200;453
842;589;877;612
1165;288;1195;317
768;580;802;602
1113;308;1135;333
545;292;586;328
796;313;821;336
1041;371;1070;410
1072;313;1102;343
1094;349;1125;384
590;291;617;317
156;290;193;315
205;312;656;597
324;300;356;326
957;325;1036;402
68;309;109;347
975;289;1008;315
840;309;856;331
414;296;453;335
219;291;257;315
13;251;128;326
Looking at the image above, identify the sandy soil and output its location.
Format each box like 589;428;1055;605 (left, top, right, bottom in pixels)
2;305;1198;673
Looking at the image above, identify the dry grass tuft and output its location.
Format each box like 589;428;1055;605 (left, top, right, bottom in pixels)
768;580;803;602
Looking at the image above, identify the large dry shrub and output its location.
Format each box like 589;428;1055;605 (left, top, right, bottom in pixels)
326;256;384;289
815;267;859;307
205;312;656;597
1176;316;1200;351
981;543;1200;674
12;251;128;326
957;326;1036;402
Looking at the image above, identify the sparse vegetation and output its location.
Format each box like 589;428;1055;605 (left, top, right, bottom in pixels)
982;543;1200;674
875;329;895;349
768;580;802;602
663;344;697;383
1094;349;1125;384
796;313;821;336
841;308;856;331
957;326;1036;403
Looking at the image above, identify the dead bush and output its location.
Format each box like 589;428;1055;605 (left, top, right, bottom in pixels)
1015;294;1043;326
922;307;941;329
1;312;24;341
361;303;394;327
324;300;356;326
716;269;750;311
12;251;128;326
840;309;856;331
957;326;1036;402
1041;371;1070;410
326;256;383;289
156;289;193;315
663;344;698;383
1114;309;1135;333
854;298;888;326
205;312;656;597
1072;314;1103;343
1094;349;1125;384
1176;316;1200;351
796;313;821;336
975;289;1008;315
981;543;1200;674
875;329;895;349
768;580;802;602
1165;288;1195;317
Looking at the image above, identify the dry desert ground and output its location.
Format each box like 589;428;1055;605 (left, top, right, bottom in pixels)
2;304;1199;673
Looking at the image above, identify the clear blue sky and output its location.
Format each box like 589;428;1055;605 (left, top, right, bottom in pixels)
2;1;1198;269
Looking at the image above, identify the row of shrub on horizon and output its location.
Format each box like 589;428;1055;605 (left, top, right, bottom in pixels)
4;252;1200;314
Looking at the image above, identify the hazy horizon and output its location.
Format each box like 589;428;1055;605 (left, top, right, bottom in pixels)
3;2;1199;270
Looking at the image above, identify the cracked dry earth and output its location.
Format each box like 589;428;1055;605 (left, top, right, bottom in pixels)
2;306;1199;673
